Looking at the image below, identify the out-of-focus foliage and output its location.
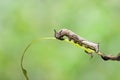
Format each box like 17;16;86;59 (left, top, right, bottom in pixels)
0;0;120;80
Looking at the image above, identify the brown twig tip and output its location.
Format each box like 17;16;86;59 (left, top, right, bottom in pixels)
101;53;120;61
116;53;120;61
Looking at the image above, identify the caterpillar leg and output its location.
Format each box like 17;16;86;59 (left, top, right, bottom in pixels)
84;50;94;58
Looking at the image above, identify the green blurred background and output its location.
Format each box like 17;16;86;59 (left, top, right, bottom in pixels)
0;0;120;80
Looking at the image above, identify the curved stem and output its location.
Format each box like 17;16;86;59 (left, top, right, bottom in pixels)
21;37;55;80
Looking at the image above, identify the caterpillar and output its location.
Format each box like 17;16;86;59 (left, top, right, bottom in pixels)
54;29;99;53
54;29;120;61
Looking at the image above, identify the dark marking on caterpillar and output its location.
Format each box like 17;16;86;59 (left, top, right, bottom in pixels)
54;29;99;53
84;50;93;58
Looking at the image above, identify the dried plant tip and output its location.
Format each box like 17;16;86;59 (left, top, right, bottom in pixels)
101;55;111;60
101;53;120;61
116;53;120;61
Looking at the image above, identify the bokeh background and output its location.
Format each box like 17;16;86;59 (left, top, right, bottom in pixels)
0;0;120;80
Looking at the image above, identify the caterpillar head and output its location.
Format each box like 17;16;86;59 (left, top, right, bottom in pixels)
54;29;64;40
